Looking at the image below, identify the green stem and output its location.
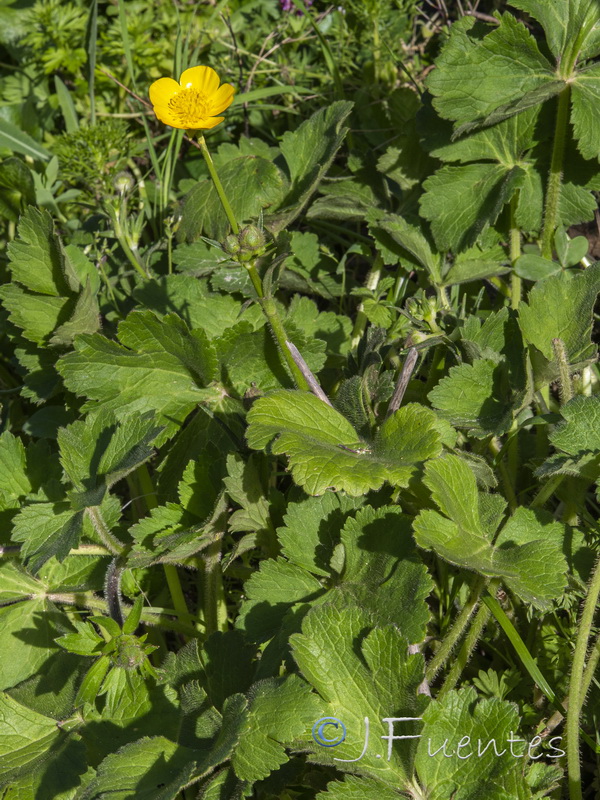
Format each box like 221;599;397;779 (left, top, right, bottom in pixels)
438;601;491;697
426;576;486;683
163;564;190;626
86;506;125;556
196;139;306;393
489;436;518;513
540;87;571;259
509;193;521;309
246;261;264;298
197;134;239;235
552;337;574;405
567;553;600;800
46;592;199;637
106;203;148;279
530;473;564;508
351;256;383;349
261;295;309;391
581;633;600;700
202;538;227;636
135;464;191;629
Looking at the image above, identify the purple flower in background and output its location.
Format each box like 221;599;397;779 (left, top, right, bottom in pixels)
280;0;313;12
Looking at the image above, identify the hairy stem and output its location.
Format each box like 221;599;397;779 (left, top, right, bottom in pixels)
540;87;571;259
351;256;383;349
202;538;227;636
530;474;564;508
567;554;600;800
86;505;125;556
135;464;191;629
438;601;491;697
552;337;574;405
261;295;310;390
509;193;521;309
426;576;486;683
45;592;200;637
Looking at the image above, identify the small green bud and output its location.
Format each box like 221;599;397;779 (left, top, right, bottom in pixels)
114;171;134;194
238;225;265;251
404;297;422;319
222;234;241;255
112;635;146;670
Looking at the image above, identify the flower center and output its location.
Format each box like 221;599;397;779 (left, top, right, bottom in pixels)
168;88;210;126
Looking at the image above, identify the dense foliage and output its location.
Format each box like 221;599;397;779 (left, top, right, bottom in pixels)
1;1;600;798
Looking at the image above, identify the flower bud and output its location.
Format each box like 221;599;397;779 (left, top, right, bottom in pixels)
114;171;134;194
222;234;241;255
239;225;265;251
112;635;146;670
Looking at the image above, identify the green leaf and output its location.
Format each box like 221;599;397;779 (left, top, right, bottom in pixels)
426;14;554;129
202;630;257;711
443;243;509;285
0;693;59;778
316;776;402;800
11;504;83;574
509;0;598;60
514;254;561;281
217;321;326;395
365;211;442;281
232;676;322;782
54;75;79;134
78;736;198;800
179;155;285;242
0;158;35;222
0;119;51;161
0;596;63;690
133;276;243;339
128;491;228;569
570;64;600;160
420;163;522;252
428;359;517;437
308;179;377;223
333;507;433;640
223;454;272;535
290;605;428;787
414;687;540;798
55;620;104;656
247;391;441;496
267;101;353;232
424;104;541;165
413;454;568;609
57;409;163;496
550;395;600;455
518;262;600;368
0;207;99;346
4;207;75;297
277;493;359;577
237;503;432;677
0;562;42;604
0;432;33;509
56;311;218;444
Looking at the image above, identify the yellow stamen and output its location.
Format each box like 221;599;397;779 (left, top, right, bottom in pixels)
167;88;209;127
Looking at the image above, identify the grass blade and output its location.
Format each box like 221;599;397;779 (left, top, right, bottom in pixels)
86;0;98;125
54;76;79;133
0;120;50;161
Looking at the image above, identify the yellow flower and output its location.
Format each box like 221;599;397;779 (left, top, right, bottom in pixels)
149;66;235;131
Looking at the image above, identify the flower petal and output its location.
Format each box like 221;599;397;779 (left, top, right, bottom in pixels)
179;66;220;94
152;105;187;129
149;77;180;107
196;115;225;130
208;83;235;115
